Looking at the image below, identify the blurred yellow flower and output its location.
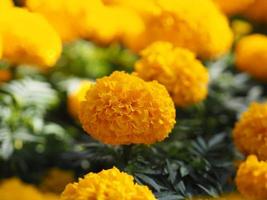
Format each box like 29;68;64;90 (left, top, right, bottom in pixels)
0;178;59;200
0;7;62;67
231;20;252;40
244;0;267;23
236;155;267;200
40;168;74;194
125;0;233;59
233;102;267;160
235;34;267;80
60;167;156;200
135;41;209;107
0;0;14;8
79;71;176;145
68;80;94;120
213;0;254;15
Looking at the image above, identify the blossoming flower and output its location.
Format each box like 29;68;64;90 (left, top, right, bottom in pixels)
244;0;267;23
233;102;267;160
40;168;74;194
236;155;267;200
235;34;267;80
0;7;62;67
0;178;59;200
213;0;254;15
67;80;93;119
125;0;233;59
79;71;176;145
135;41;209;107
60;167;156;200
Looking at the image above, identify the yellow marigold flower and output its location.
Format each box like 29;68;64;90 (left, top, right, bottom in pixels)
244;0;267;23
236;155;267;200
213;0;254;15
0;7;62;67
79;71;176;145
68;80;94;120
135;42;209;107
0;178;44;200
125;0;233;59
40;168;74;194
235;34;267;80
233;102;267;160
60;167;156;200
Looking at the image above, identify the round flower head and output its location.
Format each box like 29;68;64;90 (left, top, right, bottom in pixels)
244;0;267;23
213;0;254;15
125;0;233;59
0;7;62;67
60;167;156;200
68;80;93;120
236;155;267;200
233;102;267;160
135;42;209;107
0;178;44;200
79;71;176;145
235;34;267;81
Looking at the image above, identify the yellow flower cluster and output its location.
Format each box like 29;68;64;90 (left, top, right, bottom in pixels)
60;167;156;200
25;0;144;44
189;193;246;200
124;0;233;59
213;0;254;15
40;168;74;194
0;178;59;200
236;155;267;200
235;34;267;81
0;6;61;67
79;71;176;145
244;0;267;23
233;102;267;160
135;42;209;107
68;80;93;120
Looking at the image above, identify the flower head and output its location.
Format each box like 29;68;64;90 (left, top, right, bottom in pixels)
68;80;93;119
79;71;176;145
40;168;74;194
125;0;233;59
135;41;209;107
233;102;267;160
235;34;267;81
213;0;254;15
0;7;62;66
60;167;156;200
236;155;267;200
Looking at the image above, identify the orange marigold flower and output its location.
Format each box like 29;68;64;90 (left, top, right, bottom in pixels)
236;155;267;200
213;0;254;15
233;102;267;160
244;0;267;23
79;71;176;145
0;7;62;67
60;167;156;200
135;41;209;107
68;80;93;120
235;34;267;81
125;0;233;59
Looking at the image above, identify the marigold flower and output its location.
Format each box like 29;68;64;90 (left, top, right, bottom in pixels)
236;155;267;200
233;102;267;160
213;0;254;15
244;0;267;23
79;71;176;145
0;7;62;67
125;0;233;59
67;80;93;120
0;178;58;200
60;167;156;200
135;42;209;107
235;34;267;80
40;168;74;194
